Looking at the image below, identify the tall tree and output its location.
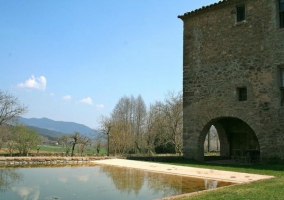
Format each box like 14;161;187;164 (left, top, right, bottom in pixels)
161;92;183;155
0;90;28;126
99;116;113;156
133;95;147;154
70;132;80;157
144;102;166;155
93;133;104;154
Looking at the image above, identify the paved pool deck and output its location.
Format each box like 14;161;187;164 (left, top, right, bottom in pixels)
91;158;273;184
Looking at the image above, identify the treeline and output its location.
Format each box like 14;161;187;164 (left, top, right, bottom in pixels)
99;91;183;156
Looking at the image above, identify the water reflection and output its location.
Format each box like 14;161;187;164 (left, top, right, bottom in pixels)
101;166;145;195
11;185;40;200
0;165;234;200
204;179;218;189
0;168;23;193
100;166;232;197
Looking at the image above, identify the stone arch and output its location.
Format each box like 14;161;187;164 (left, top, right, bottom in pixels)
195;116;260;161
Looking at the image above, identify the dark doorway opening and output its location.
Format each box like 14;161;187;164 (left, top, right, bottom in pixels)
202;117;260;162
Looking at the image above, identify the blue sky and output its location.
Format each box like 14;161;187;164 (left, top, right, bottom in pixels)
0;0;217;129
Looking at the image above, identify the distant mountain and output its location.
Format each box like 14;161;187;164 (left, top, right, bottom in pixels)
17;117;99;136
26;125;64;139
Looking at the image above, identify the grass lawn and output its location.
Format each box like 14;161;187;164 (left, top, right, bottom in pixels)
0;145;107;156
36;145;108;155
165;160;284;200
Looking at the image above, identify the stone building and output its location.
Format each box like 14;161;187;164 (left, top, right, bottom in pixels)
178;0;284;161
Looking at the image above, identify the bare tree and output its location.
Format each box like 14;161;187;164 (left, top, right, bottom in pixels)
93;133;104;154
70;132;80;157
98;92;182;156
160;92;183;155
111;96;135;154
13;124;40;156
144;102;166;155
58;134;72;156
133;95;146;154
99;116;112;156
77;135;91;156
0;90;28;126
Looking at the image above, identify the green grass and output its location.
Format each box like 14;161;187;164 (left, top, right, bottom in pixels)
36;145;108;155
39;145;65;152
0;145;107;156
164;160;284;200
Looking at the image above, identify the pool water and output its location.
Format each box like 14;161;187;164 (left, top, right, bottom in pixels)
0;165;234;200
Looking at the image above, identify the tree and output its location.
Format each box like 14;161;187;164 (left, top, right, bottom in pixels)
97;92;182;156
93;133;104;154
99;116;112;156
0;124;13;151
133;95;147;154
77;135;91;156
144;102;174;155
0;90;28;126
58;134;72;156
70;132;80;157
69;132;91;156
13;125;40;156
161;92;183;155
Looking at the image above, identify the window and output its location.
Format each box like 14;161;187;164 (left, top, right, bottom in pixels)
238;87;247;101
236;5;246;22
280;68;284;106
280;0;284;28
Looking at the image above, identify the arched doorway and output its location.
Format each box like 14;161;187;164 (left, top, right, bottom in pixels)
201;117;260;162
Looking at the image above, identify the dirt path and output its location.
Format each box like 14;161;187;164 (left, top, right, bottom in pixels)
92;158;274;184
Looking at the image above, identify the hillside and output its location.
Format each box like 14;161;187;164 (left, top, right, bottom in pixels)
17;117;99;136
26;125;64;138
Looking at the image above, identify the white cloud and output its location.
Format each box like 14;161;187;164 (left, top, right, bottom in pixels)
75;175;90;182
17;75;46;91
58;177;67;183
11;186;40;200
78;97;93;105
62;95;72;101
96;104;105;110
49;93;55;96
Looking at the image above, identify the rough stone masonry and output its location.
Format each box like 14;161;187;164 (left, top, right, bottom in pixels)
178;0;284;161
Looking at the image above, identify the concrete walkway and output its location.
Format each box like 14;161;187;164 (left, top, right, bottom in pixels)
92;158;273;184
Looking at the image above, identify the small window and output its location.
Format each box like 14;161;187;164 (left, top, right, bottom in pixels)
280;68;284;106
280;0;284;28
238;87;247;101
236;5;246;22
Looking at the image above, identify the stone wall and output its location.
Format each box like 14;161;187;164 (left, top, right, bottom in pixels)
179;0;284;161
0;156;110;166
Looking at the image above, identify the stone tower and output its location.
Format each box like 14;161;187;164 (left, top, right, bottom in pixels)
178;0;284;161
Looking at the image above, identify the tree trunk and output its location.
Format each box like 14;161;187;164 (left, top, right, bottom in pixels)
71;142;76;157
